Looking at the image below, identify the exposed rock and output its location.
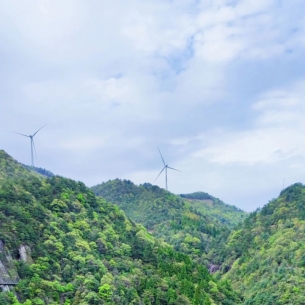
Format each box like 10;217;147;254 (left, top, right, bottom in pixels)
0;285;10;292
209;263;220;274
19;244;33;264
0;260;10;283
0;240;19;285
0;240;4;252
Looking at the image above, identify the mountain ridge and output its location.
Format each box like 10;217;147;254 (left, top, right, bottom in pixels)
180;192;247;228
211;182;305;304
3;149;305;304
0;150;241;305
91;179;246;265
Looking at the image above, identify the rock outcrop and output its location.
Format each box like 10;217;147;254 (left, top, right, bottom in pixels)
19;244;33;265
0;240;19;291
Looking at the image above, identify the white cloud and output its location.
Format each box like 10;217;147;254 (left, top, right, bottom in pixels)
0;0;87;50
194;24;244;62
192;80;305;165
193;128;300;164
84;77;136;102
236;0;274;16
60;135;108;153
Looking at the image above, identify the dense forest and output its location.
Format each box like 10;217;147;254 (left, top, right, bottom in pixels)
92;179;305;304
211;183;305;304
0;150;240;305
2;149;305;304
21;163;55;178
91;180;244;263
180;192;247;228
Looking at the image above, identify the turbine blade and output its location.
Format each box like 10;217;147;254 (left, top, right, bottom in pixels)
167;166;181;172
154;166;166;182
33;124;47;137
32;139;38;161
157;147;166;166
12;131;30;137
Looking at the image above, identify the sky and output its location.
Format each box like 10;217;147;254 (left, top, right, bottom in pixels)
1;0;305;211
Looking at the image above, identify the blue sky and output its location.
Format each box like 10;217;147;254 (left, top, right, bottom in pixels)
1;0;305;211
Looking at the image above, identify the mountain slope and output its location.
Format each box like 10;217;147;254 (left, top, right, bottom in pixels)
214;183;305;304
0;150;47;181
21;163;54;178
91;180;244;263
0;151;241;305
180;192;247;228
0;150;38;180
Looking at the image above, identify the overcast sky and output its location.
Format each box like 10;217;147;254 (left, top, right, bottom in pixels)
1;0;305;211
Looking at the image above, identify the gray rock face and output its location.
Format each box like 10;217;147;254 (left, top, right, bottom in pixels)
0;260;10;283
0;240;4;252
19;244;33;264
0;240;19;285
0;285;10;292
208;263;220;274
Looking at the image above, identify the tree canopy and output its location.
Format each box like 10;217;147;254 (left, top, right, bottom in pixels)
0;151;240;305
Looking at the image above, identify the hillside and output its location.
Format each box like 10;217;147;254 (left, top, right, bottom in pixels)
0;150;46;181
91;180;244;263
21;163;54;178
180;192;247;228
213;183;305;304
0;150;38;180
0;151;241;305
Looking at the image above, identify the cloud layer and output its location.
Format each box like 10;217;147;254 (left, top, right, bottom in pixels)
1;0;305;211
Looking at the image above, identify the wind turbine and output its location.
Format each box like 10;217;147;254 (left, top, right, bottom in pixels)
13;124;47;167
155;147;181;191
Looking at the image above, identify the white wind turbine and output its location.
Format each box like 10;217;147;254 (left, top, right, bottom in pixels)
13;124;47;167
155;147;181;191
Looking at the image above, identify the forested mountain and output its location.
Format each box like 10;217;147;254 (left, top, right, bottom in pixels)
91;180;244;263
4;149;305;304
0;151;240;305
21;163;54;178
180;192;247;228
0;150;40;180
0;150;54;179
212;183;305;304
91;178;305;304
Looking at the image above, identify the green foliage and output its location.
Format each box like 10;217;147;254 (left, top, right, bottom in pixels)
0;150;41;181
91;180;244;264
180;192;247;228
215;183;305;304
20;164;54;178
0;151;240;305
180;192;214;201
98;283;113;300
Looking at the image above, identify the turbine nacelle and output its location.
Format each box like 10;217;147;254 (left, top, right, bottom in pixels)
13;124;47;167
155;147;181;191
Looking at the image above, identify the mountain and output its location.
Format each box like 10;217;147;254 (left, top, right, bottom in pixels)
4;150;305;304
0;150;51;180
0;151;240;305
21;163;54;178
213;183;305;304
180;192;247;228
92;178;305;304
91;180;245;264
0;150;39;181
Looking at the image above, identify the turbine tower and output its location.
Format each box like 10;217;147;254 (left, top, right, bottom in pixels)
155;147;181;191
13;124;47;167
